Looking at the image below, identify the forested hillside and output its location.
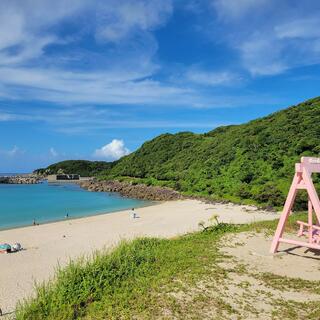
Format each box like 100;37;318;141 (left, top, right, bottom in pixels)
34;160;115;177
39;97;320;207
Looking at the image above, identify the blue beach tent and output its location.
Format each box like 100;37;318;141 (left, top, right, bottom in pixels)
0;243;11;252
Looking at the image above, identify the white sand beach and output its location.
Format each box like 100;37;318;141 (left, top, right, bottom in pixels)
0;200;278;314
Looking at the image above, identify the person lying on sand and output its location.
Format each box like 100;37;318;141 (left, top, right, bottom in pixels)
0;243;22;254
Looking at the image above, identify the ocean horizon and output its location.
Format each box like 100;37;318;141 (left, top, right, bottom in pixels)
0;181;150;230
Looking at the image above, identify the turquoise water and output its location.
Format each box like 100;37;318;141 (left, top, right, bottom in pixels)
0;182;150;230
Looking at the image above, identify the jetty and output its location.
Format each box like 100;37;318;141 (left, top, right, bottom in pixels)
47;174;92;184
0;174;41;184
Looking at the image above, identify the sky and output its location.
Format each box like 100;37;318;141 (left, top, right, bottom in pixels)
1;0;320;172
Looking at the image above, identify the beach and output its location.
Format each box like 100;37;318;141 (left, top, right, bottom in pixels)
0;200;278;314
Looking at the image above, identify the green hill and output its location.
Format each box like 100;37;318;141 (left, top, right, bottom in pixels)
34;160;115;177
39;97;320;207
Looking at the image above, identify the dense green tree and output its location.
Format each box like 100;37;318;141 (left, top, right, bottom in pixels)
34;160;115;177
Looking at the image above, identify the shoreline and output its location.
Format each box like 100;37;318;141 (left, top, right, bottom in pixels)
0;199;158;233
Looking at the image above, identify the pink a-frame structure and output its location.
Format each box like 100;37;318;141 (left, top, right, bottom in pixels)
270;157;320;253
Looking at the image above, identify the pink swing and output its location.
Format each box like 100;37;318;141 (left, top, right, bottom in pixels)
270;157;320;253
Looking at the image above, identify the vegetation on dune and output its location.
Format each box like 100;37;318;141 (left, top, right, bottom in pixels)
16;223;235;320
37;97;320;208
16;214;320;319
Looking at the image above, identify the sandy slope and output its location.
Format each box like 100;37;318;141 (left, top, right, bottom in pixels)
222;232;320;281
0;200;277;314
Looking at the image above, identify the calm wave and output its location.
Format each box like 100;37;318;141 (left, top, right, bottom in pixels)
0;182;150;230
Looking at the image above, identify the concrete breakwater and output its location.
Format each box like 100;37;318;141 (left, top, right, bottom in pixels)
0;175;41;184
80;180;183;201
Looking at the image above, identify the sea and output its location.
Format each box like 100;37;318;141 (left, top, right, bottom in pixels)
0;176;150;230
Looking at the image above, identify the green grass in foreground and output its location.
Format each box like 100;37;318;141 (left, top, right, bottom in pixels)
16;213;317;320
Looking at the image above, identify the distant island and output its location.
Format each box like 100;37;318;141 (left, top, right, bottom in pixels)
35;97;320;209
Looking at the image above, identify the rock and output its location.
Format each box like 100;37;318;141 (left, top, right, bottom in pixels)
79;180;183;201
0;174;42;184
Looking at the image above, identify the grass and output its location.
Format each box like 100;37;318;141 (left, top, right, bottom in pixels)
16;223;236;320
16;213;319;320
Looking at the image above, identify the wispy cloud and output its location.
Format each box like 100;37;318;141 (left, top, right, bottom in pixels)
0;112;16;121
0;145;23;157
49;147;58;157
274;18;320;40
0;66;194;105
239;36;288;76
0;0;259;109
0;87;284;136
213;0;269;20
0;104;240;135
184;67;242;86
211;0;320;76
0;0;89;64
0;0;187;106
95;0;172;43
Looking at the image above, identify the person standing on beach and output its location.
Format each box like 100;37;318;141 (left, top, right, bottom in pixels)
131;208;137;219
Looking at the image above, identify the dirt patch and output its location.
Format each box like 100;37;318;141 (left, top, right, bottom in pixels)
161;231;320;319
222;232;320;281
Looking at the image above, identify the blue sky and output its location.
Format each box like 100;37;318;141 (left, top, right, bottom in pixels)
1;0;320;172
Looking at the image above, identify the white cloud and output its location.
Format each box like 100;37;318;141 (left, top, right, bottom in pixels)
0;0;314;112
94;139;130;160
0;0;182;106
185;68;241;86
211;0;320;76
0;146;23;157
0;92;283;135
0;113;15;121
0;66;192;105
275;18;320;40
0;0;272;110
213;0;268;20
49;147;58;157
95;0;172;43
0;0;89;65
239;36;287;76
7;146;20;157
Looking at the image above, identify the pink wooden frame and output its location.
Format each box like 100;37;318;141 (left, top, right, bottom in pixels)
270;157;320;253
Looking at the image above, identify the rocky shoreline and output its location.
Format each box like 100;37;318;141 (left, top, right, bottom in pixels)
0;175;42;184
79;180;183;201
